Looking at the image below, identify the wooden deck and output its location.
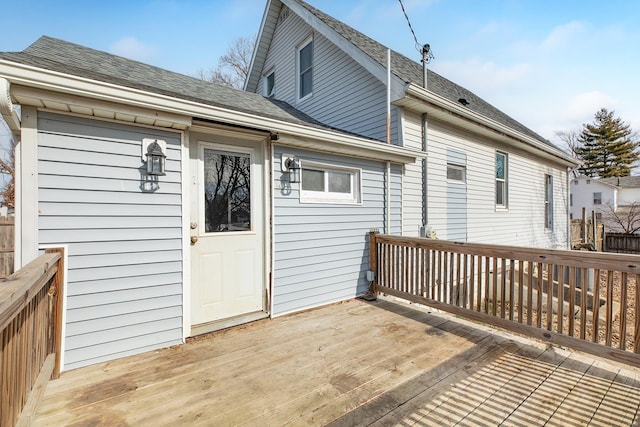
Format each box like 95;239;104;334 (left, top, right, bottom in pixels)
34;298;640;426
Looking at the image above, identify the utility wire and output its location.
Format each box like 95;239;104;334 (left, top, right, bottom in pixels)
397;0;434;63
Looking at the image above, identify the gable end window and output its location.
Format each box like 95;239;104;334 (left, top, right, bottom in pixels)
495;152;508;208
297;37;313;100
264;71;275;97
300;162;361;204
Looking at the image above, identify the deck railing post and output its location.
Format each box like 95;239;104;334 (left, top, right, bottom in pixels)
45;248;65;379
369;230;379;296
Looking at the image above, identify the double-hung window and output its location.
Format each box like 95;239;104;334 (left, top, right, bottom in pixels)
545;174;553;230
300;162;361;204
297;37;313;100
593;192;602;205
495;152;508;208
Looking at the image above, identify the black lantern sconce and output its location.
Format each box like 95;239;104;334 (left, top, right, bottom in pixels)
142;138;167;176
281;154;301;183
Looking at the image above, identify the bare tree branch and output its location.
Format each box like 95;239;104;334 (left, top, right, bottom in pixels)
601;201;640;234
196;35;256;89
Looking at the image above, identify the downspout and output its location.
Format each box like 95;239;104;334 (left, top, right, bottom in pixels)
566;167;571;249
0;78;20;136
420;45;430;236
385;48;391;234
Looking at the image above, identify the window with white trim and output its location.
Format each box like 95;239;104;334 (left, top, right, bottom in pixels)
297;37;313;100
264;71;275;97
300;162;361;204
495;152;508;208
545;174;553;230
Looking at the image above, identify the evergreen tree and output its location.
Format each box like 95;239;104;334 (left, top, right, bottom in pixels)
574;108;639;177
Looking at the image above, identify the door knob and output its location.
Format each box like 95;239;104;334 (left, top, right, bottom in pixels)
190;236;198;244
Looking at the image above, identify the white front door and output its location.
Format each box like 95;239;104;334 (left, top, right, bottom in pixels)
190;137;266;334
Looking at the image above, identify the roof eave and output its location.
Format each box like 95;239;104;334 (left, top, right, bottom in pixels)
1;59;422;164
245;0;280;92
401;83;579;167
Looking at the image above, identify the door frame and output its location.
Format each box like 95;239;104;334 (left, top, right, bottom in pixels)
183;124;272;339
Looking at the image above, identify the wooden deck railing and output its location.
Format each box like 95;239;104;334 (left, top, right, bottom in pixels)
0;249;64;427
369;233;640;367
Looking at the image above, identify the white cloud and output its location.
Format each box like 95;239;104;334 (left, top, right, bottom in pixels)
563;91;618;121
109;37;156;62
541;21;586;51
433;59;532;92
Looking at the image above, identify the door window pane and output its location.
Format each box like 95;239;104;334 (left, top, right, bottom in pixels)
203;149;251;232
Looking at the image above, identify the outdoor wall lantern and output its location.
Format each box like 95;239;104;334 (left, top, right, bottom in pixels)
281;154;301;183
142;138;167;176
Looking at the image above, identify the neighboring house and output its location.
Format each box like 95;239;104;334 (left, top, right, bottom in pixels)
571;174;640;232
570;175;617;221
246;0;578;248
0;36;420;370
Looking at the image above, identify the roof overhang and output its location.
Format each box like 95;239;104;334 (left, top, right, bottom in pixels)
397;83;579;168
0;59;422;164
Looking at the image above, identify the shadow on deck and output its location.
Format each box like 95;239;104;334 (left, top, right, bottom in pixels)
34;298;640;426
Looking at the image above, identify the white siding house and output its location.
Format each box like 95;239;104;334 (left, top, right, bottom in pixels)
246;0;578;249
0;35;419;369
570;175;640;233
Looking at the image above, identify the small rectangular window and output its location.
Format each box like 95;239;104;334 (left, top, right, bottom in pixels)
300;162;360;204
593;192;602;205
496;152;508;208
297;37;313;100
545;174;553;230
447;164;466;182
264;71;275;97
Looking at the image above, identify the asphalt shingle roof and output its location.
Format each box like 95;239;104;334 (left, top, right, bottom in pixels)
291;0;556;147
601;176;640;188
0;35;360;136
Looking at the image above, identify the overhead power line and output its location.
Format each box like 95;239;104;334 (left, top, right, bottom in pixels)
397;0;434;63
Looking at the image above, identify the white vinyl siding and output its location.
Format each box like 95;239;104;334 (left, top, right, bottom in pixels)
419;119;568;248
256;11;398;143
37;112;183;370
401;110;423;236
273;146;401;316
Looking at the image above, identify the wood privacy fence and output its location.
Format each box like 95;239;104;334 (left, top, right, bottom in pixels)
570;219;603;251
0;216;14;278
369;233;640;368
0;249;64;427
605;233;640;255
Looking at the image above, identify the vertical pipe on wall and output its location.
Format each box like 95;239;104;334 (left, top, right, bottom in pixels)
566;167;571;249
386;161;391;234
386;48;391;145
385;48;391;234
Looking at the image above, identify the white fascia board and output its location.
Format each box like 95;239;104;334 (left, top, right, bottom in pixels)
281;0;405;100
277;129;424;164
245;0;278;92
0;60;421;164
404;83;579;167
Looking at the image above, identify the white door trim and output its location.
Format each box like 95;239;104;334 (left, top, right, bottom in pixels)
186;128;271;336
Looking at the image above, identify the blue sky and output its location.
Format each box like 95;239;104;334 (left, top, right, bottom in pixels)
2;0;640;148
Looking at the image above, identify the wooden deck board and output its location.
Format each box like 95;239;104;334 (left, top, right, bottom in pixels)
33;297;640;426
